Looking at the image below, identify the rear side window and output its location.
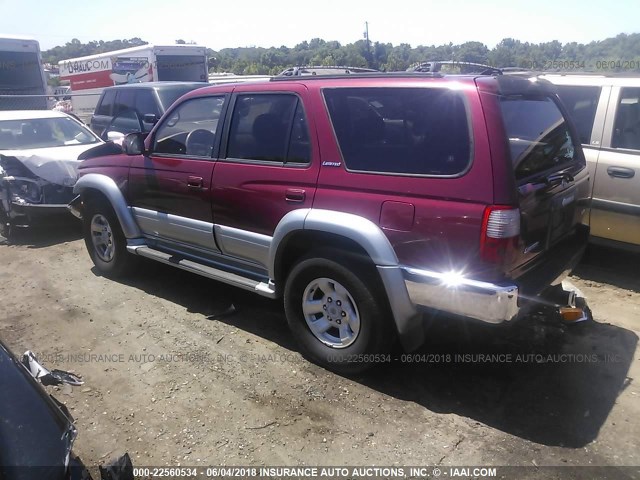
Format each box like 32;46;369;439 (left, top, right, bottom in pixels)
500;95;579;181
323;87;471;175
95;90;116;116
226;94;311;164
612;87;640;151
554;85;601;145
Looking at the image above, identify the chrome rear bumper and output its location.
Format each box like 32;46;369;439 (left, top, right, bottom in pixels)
402;266;520;324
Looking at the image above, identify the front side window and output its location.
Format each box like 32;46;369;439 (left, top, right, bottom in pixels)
153;96;225;157
109;109;142;135
323;87;471;175
554;85;601;145
226;94;310;164
612;87;640;151
134;89;160;118
500;95;579;181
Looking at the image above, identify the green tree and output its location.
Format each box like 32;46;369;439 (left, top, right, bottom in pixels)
455;41;489;64
43;33;640;74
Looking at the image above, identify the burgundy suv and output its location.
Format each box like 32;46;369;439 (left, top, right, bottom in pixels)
69;73;590;373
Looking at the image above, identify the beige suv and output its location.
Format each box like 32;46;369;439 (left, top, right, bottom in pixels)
541;74;640;251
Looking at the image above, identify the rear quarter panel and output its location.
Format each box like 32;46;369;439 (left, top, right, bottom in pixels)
311;80;495;277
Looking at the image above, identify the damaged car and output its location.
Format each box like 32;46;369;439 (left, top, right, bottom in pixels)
0;110;103;238
0;339;84;480
0;341;134;480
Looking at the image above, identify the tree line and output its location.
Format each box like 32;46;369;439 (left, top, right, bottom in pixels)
42;33;640;75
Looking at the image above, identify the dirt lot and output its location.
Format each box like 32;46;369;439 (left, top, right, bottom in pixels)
1;224;639;478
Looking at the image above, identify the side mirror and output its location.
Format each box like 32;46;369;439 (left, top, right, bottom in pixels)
106;131;125;145
122;132;147;155
142;113;159;125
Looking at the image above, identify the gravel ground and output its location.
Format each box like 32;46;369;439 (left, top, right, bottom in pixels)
1;224;638;479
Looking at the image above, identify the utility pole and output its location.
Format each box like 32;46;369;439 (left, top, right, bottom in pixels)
363;21;370;53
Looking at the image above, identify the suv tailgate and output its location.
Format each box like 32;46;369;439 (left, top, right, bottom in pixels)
478;76;590;281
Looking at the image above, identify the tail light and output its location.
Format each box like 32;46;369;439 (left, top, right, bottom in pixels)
480;206;520;264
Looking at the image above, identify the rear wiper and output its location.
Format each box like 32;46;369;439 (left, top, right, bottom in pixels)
545;171;574;187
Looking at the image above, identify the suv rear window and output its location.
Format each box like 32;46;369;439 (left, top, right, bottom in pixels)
324;87;471;176
499;95;579;181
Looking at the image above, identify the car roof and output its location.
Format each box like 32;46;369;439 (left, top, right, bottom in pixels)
539;74;640;87
102;81;208;91
0;110;71;121
180;73;484;98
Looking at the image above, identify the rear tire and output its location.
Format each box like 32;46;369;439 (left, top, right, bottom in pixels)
284;253;395;375
82;196;132;277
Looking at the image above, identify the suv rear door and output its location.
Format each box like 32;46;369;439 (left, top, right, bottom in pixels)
478;77;590;278
210;83;319;269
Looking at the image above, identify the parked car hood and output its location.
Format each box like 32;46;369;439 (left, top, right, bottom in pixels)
0;143;100;186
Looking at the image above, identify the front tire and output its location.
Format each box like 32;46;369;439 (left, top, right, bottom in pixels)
284;254;395;374
82;196;131;277
0;215;13;241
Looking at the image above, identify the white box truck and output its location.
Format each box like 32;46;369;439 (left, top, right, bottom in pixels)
0;35;49;110
59;44;208;122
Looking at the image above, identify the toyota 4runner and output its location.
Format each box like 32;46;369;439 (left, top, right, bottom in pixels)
69;73;590;373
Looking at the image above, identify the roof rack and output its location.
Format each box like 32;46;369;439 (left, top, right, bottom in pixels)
408;61;502;75
277;65;380;77
270;71;444;82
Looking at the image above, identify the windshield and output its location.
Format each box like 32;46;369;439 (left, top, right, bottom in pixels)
0;116;100;150
157;85;205;111
499;95;578;181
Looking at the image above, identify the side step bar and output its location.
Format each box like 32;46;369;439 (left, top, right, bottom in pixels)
127;245;277;298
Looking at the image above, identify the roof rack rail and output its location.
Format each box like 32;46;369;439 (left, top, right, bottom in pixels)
277;65;380;77
499;69;640;79
407;60;502;75
270;71;444;82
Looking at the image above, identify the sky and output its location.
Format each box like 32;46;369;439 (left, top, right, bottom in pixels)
1;0;639;51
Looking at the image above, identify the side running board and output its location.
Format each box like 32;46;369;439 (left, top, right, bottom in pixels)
127;245;276;298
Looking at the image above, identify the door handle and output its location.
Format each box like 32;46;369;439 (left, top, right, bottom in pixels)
285;189;306;203
187;176;204;189
607;166;635;179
